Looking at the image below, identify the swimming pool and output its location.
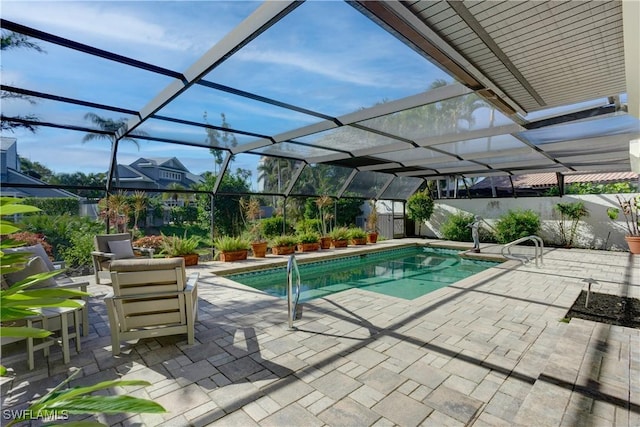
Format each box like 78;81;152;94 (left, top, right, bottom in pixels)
226;246;499;301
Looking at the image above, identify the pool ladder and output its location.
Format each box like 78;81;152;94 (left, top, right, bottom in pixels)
287;254;301;330
501;235;544;267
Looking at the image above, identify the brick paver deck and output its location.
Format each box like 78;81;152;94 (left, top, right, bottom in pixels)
2;239;638;426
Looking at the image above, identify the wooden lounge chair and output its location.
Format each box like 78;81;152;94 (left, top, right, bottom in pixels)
91;233;154;284
105;257;198;356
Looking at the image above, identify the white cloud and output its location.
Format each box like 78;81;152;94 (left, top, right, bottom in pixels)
2;2;187;51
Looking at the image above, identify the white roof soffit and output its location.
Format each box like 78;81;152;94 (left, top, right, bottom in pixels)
623;0;639;119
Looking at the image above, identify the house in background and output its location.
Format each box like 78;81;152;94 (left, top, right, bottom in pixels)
0;137;79;199
116;157;204;198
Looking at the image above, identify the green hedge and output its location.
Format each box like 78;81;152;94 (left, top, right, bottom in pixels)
23;197;79;216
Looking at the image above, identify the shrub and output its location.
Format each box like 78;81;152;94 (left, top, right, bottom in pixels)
494;209;540;244
295;218;321;234
440;212;474;242
19;214;103;262
59;230;95;268
4;231;53;257
23;197;79;216
133;235;165;252
262;216;294;238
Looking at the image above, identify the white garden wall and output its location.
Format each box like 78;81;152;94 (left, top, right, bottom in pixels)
418;193;639;251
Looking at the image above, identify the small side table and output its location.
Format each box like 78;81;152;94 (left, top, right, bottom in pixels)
26;301;85;370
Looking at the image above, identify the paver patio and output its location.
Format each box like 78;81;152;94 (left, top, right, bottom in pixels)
1;239;638;426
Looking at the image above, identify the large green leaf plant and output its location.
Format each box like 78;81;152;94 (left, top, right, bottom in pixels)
1;197;166;425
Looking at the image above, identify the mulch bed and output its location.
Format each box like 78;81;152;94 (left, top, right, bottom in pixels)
565;290;640;329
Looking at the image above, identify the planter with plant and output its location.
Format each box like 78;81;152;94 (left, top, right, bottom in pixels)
607;194;640;253
366;200;379;243
213;235;250;262
297;231;320;252
241;197;267;257
316;195;334;249
329;226;350;248
270;234;298;255
348;227;367;245
160;232;200;266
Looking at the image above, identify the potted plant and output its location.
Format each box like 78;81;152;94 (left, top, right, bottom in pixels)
316;195;334;249
366;200;378;243
270;235;298;255
607;195;640;253
297;231;320;252
240;197;268;258
348;227;367;245
213;235;250;262
329;226;350;248
160;232;200;266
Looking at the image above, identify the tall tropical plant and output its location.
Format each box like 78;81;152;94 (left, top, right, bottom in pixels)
555;201;589;247
131;190;148;230
315;195;334;236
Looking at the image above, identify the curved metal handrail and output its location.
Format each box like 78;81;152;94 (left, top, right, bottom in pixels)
287;254;301;330
501;235;544;267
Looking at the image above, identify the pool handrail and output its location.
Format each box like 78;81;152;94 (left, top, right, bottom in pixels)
501;235;544;267
287;254;301;330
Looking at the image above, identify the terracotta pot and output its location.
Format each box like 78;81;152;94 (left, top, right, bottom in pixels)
332;239;348;248
298;242;320;252
367;232;378;244
271;245;295;256
219;250;248;262
320;237;332;249
177;253;199;266
251;241;268;258
351;238;367;246
625;235;640;254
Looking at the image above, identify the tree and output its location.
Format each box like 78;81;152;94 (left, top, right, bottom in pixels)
204;112;238;173
0;31;44;133
82;112;149;186
407;189;434;235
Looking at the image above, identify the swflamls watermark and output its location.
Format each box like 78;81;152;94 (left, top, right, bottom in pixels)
2;409;69;421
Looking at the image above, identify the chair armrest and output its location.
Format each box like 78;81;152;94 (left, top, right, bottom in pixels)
186;272;199;291
133;247;154;258
91;251;116;260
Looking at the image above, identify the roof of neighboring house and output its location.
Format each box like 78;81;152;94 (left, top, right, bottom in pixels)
134;157;189;172
116;164;156;182
2;169;79;198
1;136;17;150
471;172;639;189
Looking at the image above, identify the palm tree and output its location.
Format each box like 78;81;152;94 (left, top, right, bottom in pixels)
82;112;149;186
131;191;148;230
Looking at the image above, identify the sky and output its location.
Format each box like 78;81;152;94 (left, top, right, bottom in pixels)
1;0;451;184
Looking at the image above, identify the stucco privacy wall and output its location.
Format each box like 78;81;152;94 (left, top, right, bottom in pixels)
420;193;640;251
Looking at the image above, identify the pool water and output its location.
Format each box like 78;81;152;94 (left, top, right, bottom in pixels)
226;246;499;301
